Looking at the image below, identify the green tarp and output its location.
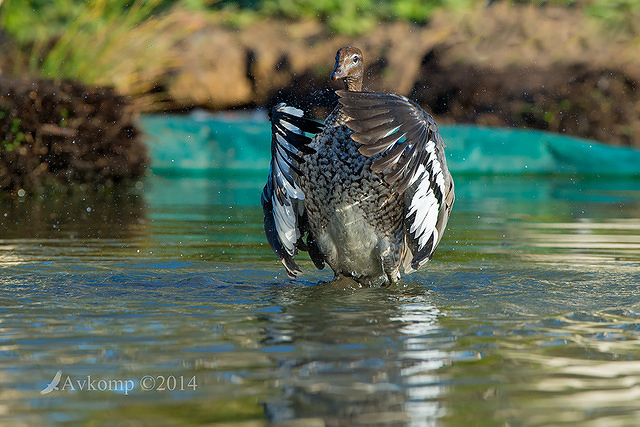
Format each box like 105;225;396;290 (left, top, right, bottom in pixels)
139;114;640;176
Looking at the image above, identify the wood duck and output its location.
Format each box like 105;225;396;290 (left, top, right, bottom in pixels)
262;46;454;286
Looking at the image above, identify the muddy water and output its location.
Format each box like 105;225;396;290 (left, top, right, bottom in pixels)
1;173;639;426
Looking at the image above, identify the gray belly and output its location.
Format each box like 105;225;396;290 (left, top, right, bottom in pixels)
317;199;388;283
298;126;404;286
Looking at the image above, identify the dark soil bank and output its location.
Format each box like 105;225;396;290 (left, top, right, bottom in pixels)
412;57;640;148
0;77;147;194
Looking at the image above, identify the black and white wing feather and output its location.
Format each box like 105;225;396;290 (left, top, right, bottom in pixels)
261;104;323;277
337;90;455;271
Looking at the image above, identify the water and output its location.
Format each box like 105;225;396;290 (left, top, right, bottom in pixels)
1;172;640;426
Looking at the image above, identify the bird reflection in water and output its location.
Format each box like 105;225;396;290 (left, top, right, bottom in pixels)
261;286;448;426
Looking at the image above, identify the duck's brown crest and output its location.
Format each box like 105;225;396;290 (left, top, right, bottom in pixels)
336;46;363;62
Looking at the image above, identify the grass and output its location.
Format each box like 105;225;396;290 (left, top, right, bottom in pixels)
585;0;640;34
1;0;208;108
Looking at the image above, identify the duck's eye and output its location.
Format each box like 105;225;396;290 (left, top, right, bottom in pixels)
353;55;359;63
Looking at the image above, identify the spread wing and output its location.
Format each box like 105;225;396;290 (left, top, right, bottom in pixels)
337;90;455;270
261;104;323;277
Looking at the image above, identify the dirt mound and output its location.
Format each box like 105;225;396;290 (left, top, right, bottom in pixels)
0;77;147;194
412;52;640;147
146;3;640;147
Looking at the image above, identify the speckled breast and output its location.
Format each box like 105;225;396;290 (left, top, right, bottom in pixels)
298;124;405;284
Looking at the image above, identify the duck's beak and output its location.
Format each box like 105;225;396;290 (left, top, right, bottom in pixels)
331;64;346;81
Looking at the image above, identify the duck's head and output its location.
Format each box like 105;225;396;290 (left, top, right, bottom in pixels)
330;46;363;91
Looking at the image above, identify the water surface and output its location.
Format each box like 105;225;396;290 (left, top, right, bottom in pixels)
1;173;640;426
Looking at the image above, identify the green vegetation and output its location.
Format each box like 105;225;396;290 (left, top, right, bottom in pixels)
1;1;610;42
585;0;640;33
0;0;638;103
3;1;169;74
1;0;207;108
3;0;638;46
256;0;477;34
1;118;24;152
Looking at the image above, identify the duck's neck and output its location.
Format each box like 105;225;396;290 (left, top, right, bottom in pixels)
343;76;362;92
325;75;362;127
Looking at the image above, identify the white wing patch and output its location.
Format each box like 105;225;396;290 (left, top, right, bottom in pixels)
273;190;299;253
273;141;304;200
263;102;323;277
279;105;304;117
406;139;446;255
408;173;439;252
270;104;306;255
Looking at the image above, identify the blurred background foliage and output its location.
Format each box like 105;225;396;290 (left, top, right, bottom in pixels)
2;0;639;44
1;0;639;101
